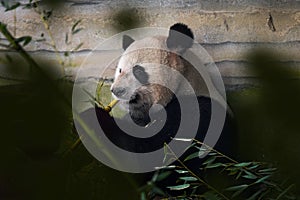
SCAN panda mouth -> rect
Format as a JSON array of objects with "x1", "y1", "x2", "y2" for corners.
[
  {"x1": 114, "y1": 99, "x2": 130, "y2": 111},
  {"x1": 114, "y1": 96, "x2": 130, "y2": 102},
  {"x1": 112, "y1": 93, "x2": 143, "y2": 111},
  {"x1": 111, "y1": 93, "x2": 130, "y2": 108},
  {"x1": 112, "y1": 91, "x2": 139, "y2": 102},
  {"x1": 112, "y1": 92, "x2": 129, "y2": 101}
]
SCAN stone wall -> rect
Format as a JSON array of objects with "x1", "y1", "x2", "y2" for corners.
[{"x1": 0, "y1": 0, "x2": 300, "y2": 89}]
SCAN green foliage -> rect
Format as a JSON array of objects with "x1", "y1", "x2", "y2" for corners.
[
  {"x1": 71, "y1": 20, "x2": 83, "y2": 35},
  {"x1": 152, "y1": 171, "x2": 172, "y2": 182},
  {"x1": 141, "y1": 142, "x2": 297, "y2": 199},
  {"x1": 167, "y1": 184, "x2": 191, "y2": 191}
]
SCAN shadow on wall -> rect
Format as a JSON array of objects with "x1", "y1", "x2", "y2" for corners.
[{"x1": 111, "y1": 7, "x2": 144, "y2": 32}]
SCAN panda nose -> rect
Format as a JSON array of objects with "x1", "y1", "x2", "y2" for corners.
[{"x1": 111, "y1": 87, "x2": 126, "y2": 97}]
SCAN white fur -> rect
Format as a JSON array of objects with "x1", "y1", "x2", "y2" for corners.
[{"x1": 111, "y1": 35, "x2": 228, "y2": 112}]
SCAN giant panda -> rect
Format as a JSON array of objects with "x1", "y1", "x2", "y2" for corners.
[{"x1": 79, "y1": 23, "x2": 235, "y2": 197}]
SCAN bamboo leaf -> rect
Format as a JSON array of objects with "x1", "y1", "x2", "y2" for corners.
[
  {"x1": 184, "y1": 151, "x2": 200, "y2": 162},
  {"x1": 64, "y1": 52, "x2": 69, "y2": 57},
  {"x1": 225, "y1": 184, "x2": 248, "y2": 191},
  {"x1": 36, "y1": 38, "x2": 46, "y2": 42},
  {"x1": 140, "y1": 192, "x2": 146, "y2": 200},
  {"x1": 82, "y1": 88, "x2": 103, "y2": 108},
  {"x1": 232, "y1": 186, "x2": 247, "y2": 198},
  {"x1": 0, "y1": 0, "x2": 8, "y2": 7},
  {"x1": 22, "y1": 36, "x2": 32, "y2": 46},
  {"x1": 154, "y1": 165, "x2": 176, "y2": 170},
  {"x1": 203, "y1": 156, "x2": 216, "y2": 165},
  {"x1": 16, "y1": 36, "x2": 32, "y2": 47},
  {"x1": 276, "y1": 184, "x2": 294, "y2": 200},
  {"x1": 42, "y1": 10, "x2": 52, "y2": 21},
  {"x1": 203, "y1": 191, "x2": 222, "y2": 200},
  {"x1": 248, "y1": 164, "x2": 260, "y2": 170},
  {"x1": 234, "y1": 162, "x2": 252, "y2": 167},
  {"x1": 73, "y1": 42, "x2": 83, "y2": 51},
  {"x1": 242, "y1": 171, "x2": 257, "y2": 179},
  {"x1": 152, "y1": 186, "x2": 165, "y2": 196},
  {"x1": 258, "y1": 168, "x2": 277, "y2": 174},
  {"x1": 236, "y1": 170, "x2": 243, "y2": 180},
  {"x1": 259, "y1": 168, "x2": 277, "y2": 172},
  {"x1": 254, "y1": 175, "x2": 271, "y2": 184},
  {"x1": 196, "y1": 146, "x2": 211, "y2": 157},
  {"x1": 228, "y1": 170, "x2": 238, "y2": 176},
  {"x1": 183, "y1": 142, "x2": 196, "y2": 152},
  {"x1": 72, "y1": 20, "x2": 82, "y2": 32},
  {"x1": 225, "y1": 167, "x2": 236, "y2": 171},
  {"x1": 2, "y1": 2, "x2": 21, "y2": 11},
  {"x1": 175, "y1": 170, "x2": 189, "y2": 174},
  {"x1": 206, "y1": 163, "x2": 224, "y2": 169},
  {"x1": 23, "y1": 1, "x2": 39, "y2": 9},
  {"x1": 155, "y1": 171, "x2": 172, "y2": 182},
  {"x1": 179, "y1": 176, "x2": 198, "y2": 181},
  {"x1": 173, "y1": 138, "x2": 193, "y2": 142},
  {"x1": 259, "y1": 190, "x2": 271, "y2": 199},
  {"x1": 72, "y1": 28, "x2": 83, "y2": 35},
  {"x1": 246, "y1": 189, "x2": 263, "y2": 200},
  {"x1": 167, "y1": 183, "x2": 190, "y2": 191},
  {"x1": 208, "y1": 152, "x2": 217, "y2": 156},
  {"x1": 163, "y1": 143, "x2": 168, "y2": 155},
  {"x1": 65, "y1": 32, "x2": 69, "y2": 44}
]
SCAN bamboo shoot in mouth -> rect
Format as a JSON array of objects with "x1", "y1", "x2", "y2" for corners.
[{"x1": 104, "y1": 99, "x2": 119, "y2": 112}]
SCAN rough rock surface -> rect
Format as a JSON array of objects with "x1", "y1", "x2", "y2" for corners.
[{"x1": 0, "y1": 0, "x2": 299, "y2": 90}]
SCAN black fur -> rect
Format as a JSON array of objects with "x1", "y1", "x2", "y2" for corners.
[
  {"x1": 132, "y1": 65, "x2": 149, "y2": 85},
  {"x1": 79, "y1": 95, "x2": 236, "y2": 195},
  {"x1": 86, "y1": 95, "x2": 235, "y2": 155},
  {"x1": 122, "y1": 35, "x2": 135, "y2": 50},
  {"x1": 166, "y1": 23, "x2": 194, "y2": 52},
  {"x1": 169, "y1": 23, "x2": 194, "y2": 40}
]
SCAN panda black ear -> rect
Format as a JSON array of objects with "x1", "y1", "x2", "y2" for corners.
[
  {"x1": 166, "y1": 23, "x2": 194, "y2": 53},
  {"x1": 122, "y1": 35, "x2": 135, "y2": 50}
]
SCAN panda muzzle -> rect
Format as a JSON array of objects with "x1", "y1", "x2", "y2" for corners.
[{"x1": 111, "y1": 87, "x2": 126, "y2": 97}]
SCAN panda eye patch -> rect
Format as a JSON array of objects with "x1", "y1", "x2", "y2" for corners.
[{"x1": 133, "y1": 65, "x2": 149, "y2": 84}]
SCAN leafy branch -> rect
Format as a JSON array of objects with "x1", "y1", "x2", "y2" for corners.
[
  {"x1": 1, "y1": 0, "x2": 84, "y2": 68},
  {"x1": 0, "y1": 22, "x2": 38, "y2": 71},
  {"x1": 164, "y1": 142, "x2": 230, "y2": 200},
  {"x1": 141, "y1": 139, "x2": 296, "y2": 200}
]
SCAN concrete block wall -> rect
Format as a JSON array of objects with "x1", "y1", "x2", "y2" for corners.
[{"x1": 0, "y1": 0, "x2": 300, "y2": 89}]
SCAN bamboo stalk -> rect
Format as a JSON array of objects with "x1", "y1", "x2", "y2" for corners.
[{"x1": 103, "y1": 99, "x2": 119, "y2": 112}]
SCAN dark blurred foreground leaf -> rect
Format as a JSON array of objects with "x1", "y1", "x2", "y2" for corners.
[
  {"x1": 1, "y1": 1, "x2": 21, "y2": 11},
  {"x1": 112, "y1": 8, "x2": 143, "y2": 31}
]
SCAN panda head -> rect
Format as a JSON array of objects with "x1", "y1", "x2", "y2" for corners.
[{"x1": 110, "y1": 23, "x2": 194, "y2": 112}]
